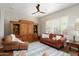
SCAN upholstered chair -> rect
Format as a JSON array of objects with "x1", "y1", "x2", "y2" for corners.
[{"x1": 2, "y1": 34, "x2": 28, "y2": 51}]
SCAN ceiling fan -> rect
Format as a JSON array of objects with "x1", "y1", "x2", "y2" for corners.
[{"x1": 32, "y1": 4, "x2": 45, "y2": 14}]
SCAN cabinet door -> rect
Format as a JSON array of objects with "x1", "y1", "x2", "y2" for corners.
[
  {"x1": 10, "y1": 23, "x2": 13, "y2": 34},
  {"x1": 20, "y1": 24, "x2": 28, "y2": 35},
  {"x1": 28, "y1": 23, "x2": 34, "y2": 34}
]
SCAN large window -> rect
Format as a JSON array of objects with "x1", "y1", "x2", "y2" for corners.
[
  {"x1": 45, "y1": 16, "x2": 68, "y2": 34},
  {"x1": 74, "y1": 18, "x2": 79, "y2": 41}
]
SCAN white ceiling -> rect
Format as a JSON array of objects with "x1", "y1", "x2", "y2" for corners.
[{"x1": 0, "y1": 3, "x2": 77, "y2": 18}]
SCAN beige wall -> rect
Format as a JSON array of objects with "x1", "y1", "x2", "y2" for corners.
[
  {"x1": 0, "y1": 9, "x2": 4, "y2": 39},
  {"x1": 0, "y1": 9, "x2": 4, "y2": 47}
]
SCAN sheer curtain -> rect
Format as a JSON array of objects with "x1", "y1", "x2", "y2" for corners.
[{"x1": 45, "y1": 16, "x2": 68, "y2": 34}]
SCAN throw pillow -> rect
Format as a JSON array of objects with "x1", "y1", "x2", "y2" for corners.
[
  {"x1": 52, "y1": 37, "x2": 56, "y2": 40},
  {"x1": 42, "y1": 34, "x2": 49, "y2": 38},
  {"x1": 56, "y1": 35, "x2": 61, "y2": 40}
]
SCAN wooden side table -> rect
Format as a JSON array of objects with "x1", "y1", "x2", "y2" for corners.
[{"x1": 66, "y1": 40, "x2": 79, "y2": 56}]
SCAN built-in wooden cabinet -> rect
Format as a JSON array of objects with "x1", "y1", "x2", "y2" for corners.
[{"x1": 10, "y1": 20, "x2": 38, "y2": 42}]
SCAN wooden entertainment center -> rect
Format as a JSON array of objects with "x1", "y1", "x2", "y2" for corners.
[{"x1": 10, "y1": 20, "x2": 38, "y2": 42}]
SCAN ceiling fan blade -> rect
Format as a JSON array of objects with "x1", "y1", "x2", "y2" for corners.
[
  {"x1": 32, "y1": 11, "x2": 38, "y2": 14},
  {"x1": 40, "y1": 11, "x2": 45, "y2": 14}
]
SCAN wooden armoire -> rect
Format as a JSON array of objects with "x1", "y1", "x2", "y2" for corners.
[{"x1": 10, "y1": 20, "x2": 38, "y2": 42}]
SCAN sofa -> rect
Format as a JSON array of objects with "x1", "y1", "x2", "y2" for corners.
[
  {"x1": 2, "y1": 34, "x2": 28, "y2": 51},
  {"x1": 40, "y1": 34, "x2": 65, "y2": 49}
]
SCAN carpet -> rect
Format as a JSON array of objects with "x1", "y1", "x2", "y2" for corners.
[{"x1": 13, "y1": 41, "x2": 70, "y2": 56}]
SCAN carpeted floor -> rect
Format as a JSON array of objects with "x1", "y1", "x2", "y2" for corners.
[{"x1": 13, "y1": 41, "x2": 70, "y2": 56}]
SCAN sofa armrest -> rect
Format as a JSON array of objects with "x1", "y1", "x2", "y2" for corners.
[
  {"x1": 2, "y1": 41, "x2": 19, "y2": 45},
  {"x1": 60, "y1": 37, "x2": 65, "y2": 43}
]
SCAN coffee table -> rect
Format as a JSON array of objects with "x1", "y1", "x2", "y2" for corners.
[{"x1": 66, "y1": 40, "x2": 79, "y2": 56}]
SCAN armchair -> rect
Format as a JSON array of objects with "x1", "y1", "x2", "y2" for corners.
[{"x1": 2, "y1": 34, "x2": 28, "y2": 51}]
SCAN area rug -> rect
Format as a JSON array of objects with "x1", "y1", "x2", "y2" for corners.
[{"x1": 13, "y1": 41, "x2": 70, "y2": 56}]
